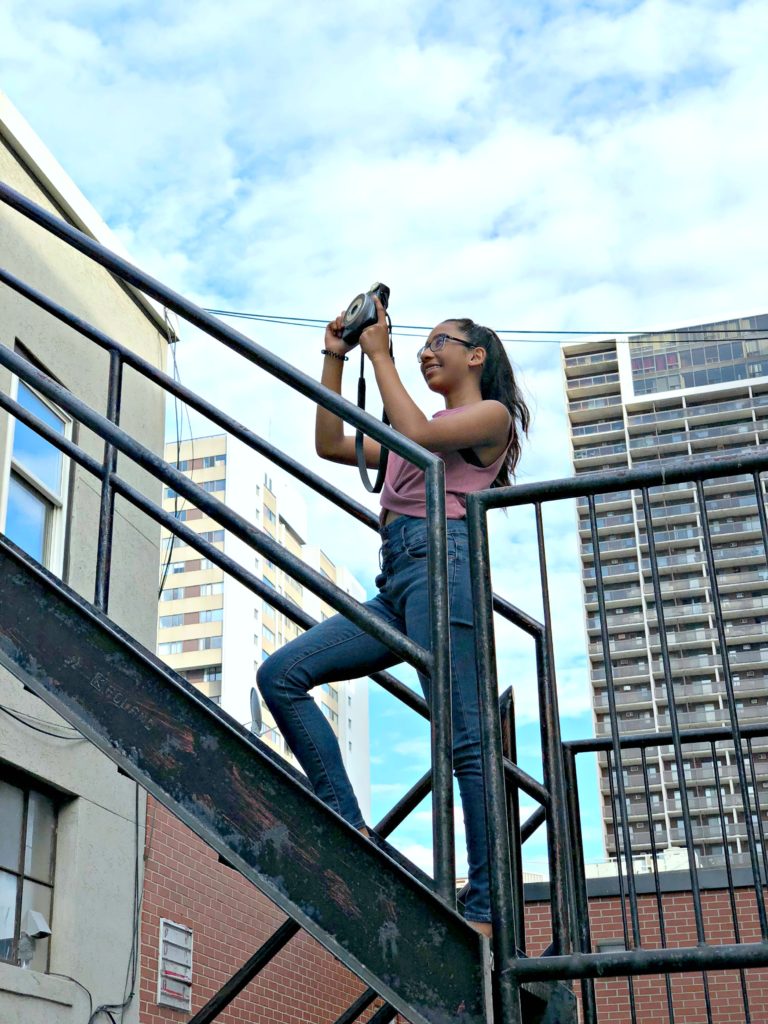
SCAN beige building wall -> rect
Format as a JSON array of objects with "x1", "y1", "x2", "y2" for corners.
[
  {"x1": 0, "y1": 96, "x2": 167, "y2": 1023},
  {"x1": 157, "y1": 434, "x2": 368, "y2": 804}
]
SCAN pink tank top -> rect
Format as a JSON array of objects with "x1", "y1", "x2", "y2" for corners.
[{"x1": 380, "y1": 407, "x2": 511, "y2": 520}]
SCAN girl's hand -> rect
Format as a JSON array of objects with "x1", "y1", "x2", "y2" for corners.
[
  {"x1": 359, "y1": 297, "x2": 390, "y2": 361},
  {"x1": 324, "y1": 311, "x2": 349, "y2": 356}
]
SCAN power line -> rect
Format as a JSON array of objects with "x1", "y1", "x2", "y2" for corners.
[{"x1": 203, "y1": 307, "x2": 767, "y2": 343}]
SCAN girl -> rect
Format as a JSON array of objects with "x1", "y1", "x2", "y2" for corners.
[{"x1": 257, "y1": 297, "x2": 530, "y2": 935}]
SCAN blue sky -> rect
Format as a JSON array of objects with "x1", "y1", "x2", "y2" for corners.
[{"x1": 2, "y1": 0, "x2": 767, "y2": 877}]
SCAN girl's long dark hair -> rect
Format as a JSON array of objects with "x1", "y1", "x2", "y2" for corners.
[{"x1": 449, "y1": 319, "x2": 531, "y2": 488}]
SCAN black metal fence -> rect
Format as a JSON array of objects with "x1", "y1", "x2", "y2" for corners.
[
  {"x1": 4, "y1": 180, "x2": 768, "y2": 1023},
  {"x1": 468, "y1": 453, "x2": 768, "y2": 1021},
  {"x1": 0, "y1": 183, "x2": 564, "y2": 1024}
]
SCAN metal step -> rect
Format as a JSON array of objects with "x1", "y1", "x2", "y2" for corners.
[{"x1": 0, "y1": 535, "x2": 491, "y2": 1024}]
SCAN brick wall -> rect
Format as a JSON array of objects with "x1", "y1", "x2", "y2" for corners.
[
  {"x1": 524, "y1": 886, "x2": 768, "y2": 1023},
  {"x1": 139, "y1": 798, "x2": 390, "y2": 1024},
  {"x1": 139, "y1": 800, "x2": 768, "y2": 1024}
]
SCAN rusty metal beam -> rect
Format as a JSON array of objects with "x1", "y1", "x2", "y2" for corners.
[{"x1": 0, "y1": 536, "x2": 490, "y2": 1024}]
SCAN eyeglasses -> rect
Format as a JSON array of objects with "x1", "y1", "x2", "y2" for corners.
[{"x1": 416, "y1": 333, "x2": 475, "y2": 363}]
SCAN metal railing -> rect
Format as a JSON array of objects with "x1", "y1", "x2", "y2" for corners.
[
  {"x1": 466, "y1": 448, "x2": 768, "y2": 1022},
  {"x1": 6, "y1": 180, "x2": 768, "y2": 1022},
  {"x1": 0, "y1": 183, "x2": 566, "y2": 1024}
]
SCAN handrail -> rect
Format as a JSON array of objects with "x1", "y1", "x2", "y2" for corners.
[
  {"x1": 0, "y1": 265, "x2": 381, "y2": 531},
  {"x1": 479, "y1": 447, "x2": 768, "y2": 509},
  {"x1": 0, "y1": 182, "x2": 433, "y2": 467},
  {"x1": 0, "y1": 344, "x2": 430, "y2": 673},
  {"x1": 0, "y1": 180, "x2": 457, "y2": 904}
]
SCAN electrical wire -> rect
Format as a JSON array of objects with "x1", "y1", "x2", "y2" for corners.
[
  {"x1": 158, "y1": 309, "x2": 197, "y2": 598},
  {"x1": 0, "y1": 704, "x2": 84, "y2": 740},
  {"x1": 203, "y1": 307, "x2": 768, "y2": 343},
  {"x1": 89, "y1": 783, "x2": 142, "y2": 1024}
]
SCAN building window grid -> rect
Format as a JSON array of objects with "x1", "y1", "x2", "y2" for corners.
[{"x1": 569, "y1": 328, "x2": 768, "y2": 865}]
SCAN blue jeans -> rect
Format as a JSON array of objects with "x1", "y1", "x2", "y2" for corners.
[{"x1": 256, "y1": 515, "x2": 491, "y2": 923}]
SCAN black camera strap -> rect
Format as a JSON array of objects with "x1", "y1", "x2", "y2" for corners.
[{"x1": 354, "y1": 322, "x2": 393, "y2": 493}]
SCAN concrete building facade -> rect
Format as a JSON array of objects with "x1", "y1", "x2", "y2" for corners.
[
  {"x1": 563, "y1": 314, "x2": 768, "y2": 869},
  {"x1": 158, "y1": 433, "x2": 371, "y2": 820},
  {"x1": 0, "y1": 94, "x2": 167, "y2": 1023}
]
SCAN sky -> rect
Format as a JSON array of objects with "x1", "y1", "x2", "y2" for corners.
[{"x1": 2, "y1": 0, "x2": 767, "y2": 880}]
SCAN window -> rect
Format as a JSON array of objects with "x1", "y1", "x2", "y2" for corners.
[
  {"x1": 200, "y1": 479, "x2": 225, "y2": 493},
  {"x1": 199, "y1": 636, "x2": 222, "y2": 650},
  {"x1": 161, "y1": 587, "x2": 185, "y2": 601},
  {"x1": 199, "y1": 608, "x2": 223, "y2": 623},
  {"x1": 265, "y1": 507, "x2": 277, "y2": 525},
  {"x1": 159, "y1": 642, "x2": 183, "y2": 655},
  {"x1": 0, "y1": 773, "x2": 57, "y2": 971},
  {"x1": 200, "y1": 583, "x2": 223, "y2": 596},
  {"x1": 202, "y1": 668, "x2": 221, "y2": 682},
  {"x1": 262, "y1": 625, "x2": 275, "y2": 644},
  {"x1": 3, "y1": 380, "x2": 71, "y2": 571},
  {"x1": 159, "y1": 614, "x2": 184, "y2": 629}
]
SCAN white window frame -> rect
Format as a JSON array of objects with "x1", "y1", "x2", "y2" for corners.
[{"x1": 0, "y1": 374, "x2": 73, "y2": 576}]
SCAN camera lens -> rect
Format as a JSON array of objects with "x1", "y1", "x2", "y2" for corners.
[{"x1": 344, "y1": 295, "x2": 365, "y2": 324}]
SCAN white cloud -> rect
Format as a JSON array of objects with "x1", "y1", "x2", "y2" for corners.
[{"x1": 3, "y1": 0, "x2": 766, "y2": 870}]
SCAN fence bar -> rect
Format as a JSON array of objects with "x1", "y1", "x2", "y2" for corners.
[
  {"x1": 533, "y1": 503, "x2": 573, "y2": 955},
  {"x1": 506, "y1": 941, "x2": 768, "y2": 981},
  {"x1": 520, "y1": 806, "x2": 546, "y2": 844},
  {"x1": 424, "y1": 461, "x2": 455, "y2": 905},
  {"x1": 639, "y1": 747, "x2": 676, "y2": 1024},
  {"x1": 605, "y1": 750, "x2": 639, "y2": 1024},
  {"x1": 640, "y1": 487, "x2": 707, "y2": 940},
  {"x1": 0, "y1": 265, "x2": 380, "y2": 533},
  {"x1": 696, "y1": 479, "x2": 768, "y2": 938},
  {"x1": 93, "y1": 349, "x2": 123, "y2": 612},
  {"x1": 331, "y1": 988, "x2": 379, "y2": 1024},
  {"x1": 562, "y1": 746, "x2": 597, "y2": 1024},
  {"x1": 500, "y1": 687, "x2": 525, "y2": 953},
  {"x1": 746, "y1": 737, "x2": 768, "y2": 882},
  {"x1": 367, "y1": 1004, "x2": 398, "y2": 1024},
  {"x1": 477, "y1": 447, "x2": 768, "y2": 510},
  {"x1": 187, "y1": 919, "x2": 300, "y2": 1024},
  {"x1": 565, "y1": 722, "x2": 768, "y2": 754},
  {"x1": 587, "y1": 495, "x2": 641, "y2": 948},
  {"x1": 712, "y1": 742, "x2": 752, "y2": 1023},
  {"x1": 466, "y1": 492, "x2": 521, "y2": 1024}
]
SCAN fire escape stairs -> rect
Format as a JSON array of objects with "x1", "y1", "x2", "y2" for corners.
[{"x1": 0, "y1": 532, "x2": 575, "y2": 1024}]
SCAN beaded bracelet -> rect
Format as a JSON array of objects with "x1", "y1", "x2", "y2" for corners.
[{"x1": 321, "y1": 349, "x2": 348, "y2": 362}]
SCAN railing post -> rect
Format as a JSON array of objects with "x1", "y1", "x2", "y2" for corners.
[
  {"x1": 467, "y1": 493, "x2": 521, "y2": 1024},
  {"x1": 500, "y1": 687, "x2": 525, "y2": 954},
  {"x1": 534, "y1": 504, "x2": 574, "y2": 954},
  {"x1": 563, "y1": 744, "x2": 598, "y2": 1024},
  {"x1": 425, "y1": 460, "x2": 455, "y2": 906},
  {"x1": 94, "y1": 349, "x2": 122, "y2": 612}
]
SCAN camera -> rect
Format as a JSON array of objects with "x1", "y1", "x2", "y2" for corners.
[{"x1": 341, "y1": 282, "x2": 390, "y2": 347}]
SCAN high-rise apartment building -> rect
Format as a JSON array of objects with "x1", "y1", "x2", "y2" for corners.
[
  {"x1": 564, "y1": 313, "x2": 768, "y2": 868},
  {"x1": 157, "y1": 434, "x2": 370, "y2": 820}
]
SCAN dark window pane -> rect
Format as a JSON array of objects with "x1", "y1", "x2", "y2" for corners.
[
  {"x1": 0, "y1": 782, "x2": 24, "y2": 871},
  {"x1": 24, "y1": 792, "x2": 55, "y2": 884},
  {"x1": 12, "y1": 383, "x2": 65, "y2": 494},
  {"x1": 20, "y1": 880, "x2": 51, "y2": 971},
  {"x1": 0, "y1": 870, "x2": 18, "y2": 963},
  {"x1": 5, "y1": 473, "x2": 48, "y2": 562}
]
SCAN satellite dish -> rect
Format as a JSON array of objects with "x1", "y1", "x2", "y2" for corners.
[{"x1": 250, "y1": 687, "x2": 263, "y2": 735}]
